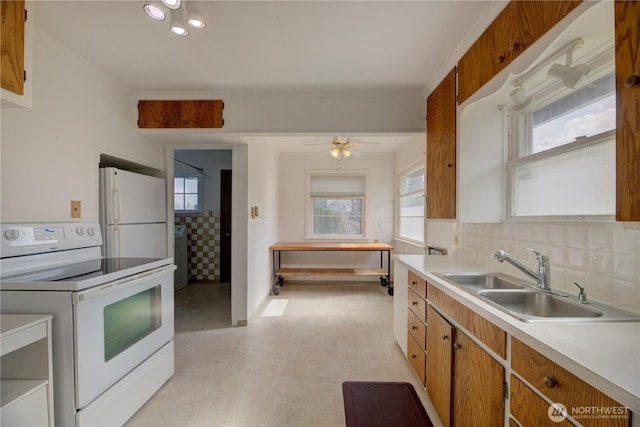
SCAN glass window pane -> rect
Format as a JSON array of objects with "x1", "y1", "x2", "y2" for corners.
[
  {"x1": 184, "y1": 194, "x2": 198, "y2": 210},
  {"x1": 400, "y1": 194, "x2": 424, "y2": 216},
  {"x1": 313, "y1": 199, "x2": 362, "y2": 216},
  {"x1": 513, "y1": 140, "x2": 615, "y2": 216},
  {"x1": 185, "y1": 178, "x2": 198, "y2": 193},
  {"x1": 401, "y1": 168, "x2": 424, "y2": 195},
  {"x1": 174, "y1": 194, "x2": 184, "y2": 210},
  {"x1": 399, "y1": 217, "x2": 424, "y2": 242},
  {"x1": 174, "y1": 178, "x2": 184, "y2": 193}
]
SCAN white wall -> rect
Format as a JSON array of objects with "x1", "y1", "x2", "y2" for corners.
[
  {"x1": 246, "y1": 142, "x2": 280, "y2": 318},
  {"x1": 1, "y1": 31, "x2": 164, "y2": 223},
  {"x1": 278, "y1": 151, "x2": 395, "y2": 271}
]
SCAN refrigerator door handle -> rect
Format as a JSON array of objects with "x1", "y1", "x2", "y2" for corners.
[
  {"x1": 114, "y1": 225, "x2": 121, "y2": 257},
  {"x1": 112, "y1": 188, "x2": 121, "y2": 223}
]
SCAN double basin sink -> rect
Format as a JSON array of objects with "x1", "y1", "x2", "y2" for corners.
[{"x1": 433, "y1": 272, "x2": 640, "y2": 323}]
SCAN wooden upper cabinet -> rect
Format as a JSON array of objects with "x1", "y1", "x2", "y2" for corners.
[
  {"x1": 426, "y1": 68, "x2": 456, "y2": 219},
  {"x1": 138, "y1": 100, "x2": 224, "y2": 129},
  {"x1": 457, "y1": 0, "x2": 582, "y2": 104},
  {"x1": 615, "y1": 0, "x2": 640, "y2": 221},
  {"x1": 1, "y1": 0, "x2": 25, "y2": 96}
]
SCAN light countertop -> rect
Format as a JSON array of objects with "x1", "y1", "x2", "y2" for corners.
[{"x1": 394, "y1": 254, "x2": 640, "y2": 414}]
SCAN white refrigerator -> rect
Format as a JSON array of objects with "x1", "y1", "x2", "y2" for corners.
[{"x1": 99, "y1": 167, "x2": 167, "y2": 258}]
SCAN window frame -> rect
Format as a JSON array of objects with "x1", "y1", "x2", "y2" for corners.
[
  {"x1": 396, "y1": 162, "x2": 425, "y2": 245},
  {"x1": 305, "y1": 171, "x2": 368, "y2": 240},
  {"x1": 507, "y1": 66, "x2": 616, "y2": 221},
  {"x1": 174, "y1": 176, "x2": 203, "y2": 214}
]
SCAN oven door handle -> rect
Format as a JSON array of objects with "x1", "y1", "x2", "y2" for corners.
[{"x1": 73, "y1": 264, "x2": 176, "y2": 304}]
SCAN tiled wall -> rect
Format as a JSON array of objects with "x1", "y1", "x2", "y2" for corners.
[
  {"x1": 175, "y1": 210, "x2": 221, "y2": 282},
  {"x1": 452, "y1": 222, "x2": 640, "y2": 313}
]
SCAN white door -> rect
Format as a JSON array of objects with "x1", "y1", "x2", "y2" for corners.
[
  {"x1": 104, "y1": 224, "x2": 167, "y2": 258},
  {"x1": 102, "y1": 168, "x2": 166, "y2": 224}
]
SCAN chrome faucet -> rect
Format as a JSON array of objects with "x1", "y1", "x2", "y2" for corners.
[{"x1": 493, "y1": 248, "x2": 551, "y2": 291}]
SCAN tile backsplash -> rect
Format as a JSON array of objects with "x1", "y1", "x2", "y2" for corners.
[{"x1": 451, "y1": 222, "x2": 640, "y2": 313}]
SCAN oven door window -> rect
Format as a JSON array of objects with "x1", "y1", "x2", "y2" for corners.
[{"x1": 103, "y1": 285, "x2": 162, "y2": 361}]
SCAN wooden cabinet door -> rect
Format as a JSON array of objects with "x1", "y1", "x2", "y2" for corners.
[
  {"x1": 452, "y1": 330, "x2": 505, "y2": 427},
  {"x1": 426, "y1": 68, "x2": 456, "y2": 219},
  {"x1": 426, "y1": 308, "x2": 454, "y2": 426},
  {"x1": 615, "y1": 0, "x2": 640, "y2": 221},
  {"x1": 1, "y1": 0, "x2": 25, "y2": 95},
  {"x1": 138, "y1": 100, "x2": 224, "y2": 128}
]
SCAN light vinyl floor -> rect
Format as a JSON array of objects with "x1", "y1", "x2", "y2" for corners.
[{"x1": 125, "y1": 281, "x2": 439, "y2": 427}]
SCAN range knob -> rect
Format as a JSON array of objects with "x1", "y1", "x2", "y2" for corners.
[
  {"x1": 87, "y1": 227, "x2": 95, "y2": 237},
  {"x1": 4, "y1": 229, "x2": 19, "y2": 241},
  {"x1": 76, "y1": 226, "x2": 85, "y2": 236}
]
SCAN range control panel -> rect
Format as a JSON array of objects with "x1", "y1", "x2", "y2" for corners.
[{"x1": 0, "y1": 222, "x2": 102, "y2": 258}]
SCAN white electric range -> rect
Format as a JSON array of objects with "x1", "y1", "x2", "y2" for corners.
[{"x1": 0, "y1": 222, "x2": 176, "y2": 427}]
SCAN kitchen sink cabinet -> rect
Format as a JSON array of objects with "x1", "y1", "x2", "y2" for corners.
[
  {"x1": 511, "y1": 337, "x2": 631, "y2": 427},
  {"x1": 457, "y1": 0, "x2": 581, "y2": 104},
  {"x1": 137, "y1": 100, "x2": 224, "y2": 128},
  {"x1": 510, "y1": 375, "x2": 574, "y2": 427},
  {"x1": 426, "y1": 305, "x2": 505, "y2": 427},
  {"x1": 426, "y1": 67, "x2": 456, "y2": 219},
  {"x1": 615, "y1": 0, "x2": 640, "y2": 221},
  {"x1": 1, "y1": 0, "x2": 33, "y2": 108}
]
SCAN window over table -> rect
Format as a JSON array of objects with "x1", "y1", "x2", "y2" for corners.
[
  {"x1": 308, "y1": 173, "x2": 366, "y2": 239},
  {"x1": 174, "y1": 177, "x2": 200, "y2": 213},
  {"x1": 398, "y1": 164, "x2": 424, "y2": 244},
  {"x1": 509, "y1": 67, "x2": 616, "y2": 219}
]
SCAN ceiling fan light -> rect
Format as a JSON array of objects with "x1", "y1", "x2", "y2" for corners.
[
  {"x1": 342, "y1": 150, "x2": 352, "y2": 158},
  {"x1": 161, "y1": 0, "x2": 181, "y2": 10},
  {"x1": 143, "y1": 2, "x2": 166, "y2": 21},
  {"x1": 187, "y1": 16, "x2": 206, "y2": 29},
  {"x1": 330, "y1": 148, "x2": 341, "y2": 159}
]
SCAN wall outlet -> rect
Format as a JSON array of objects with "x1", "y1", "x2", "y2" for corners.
[{"x1": 71, "y1": 200, "x2": 81, "y2": 218}]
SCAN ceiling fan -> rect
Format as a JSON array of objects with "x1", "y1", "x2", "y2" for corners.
[{"x1": 305, "y1": 136, "x2": 379, "y2": 159}]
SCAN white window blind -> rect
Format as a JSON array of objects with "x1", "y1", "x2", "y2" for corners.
[{"x1": 310, "y1": 174, "x2": 365, "y2": 197}]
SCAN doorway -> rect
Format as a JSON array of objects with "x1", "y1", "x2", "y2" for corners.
[{"x1": 173, "y1": 149, "x2": 233, "y2": 328}]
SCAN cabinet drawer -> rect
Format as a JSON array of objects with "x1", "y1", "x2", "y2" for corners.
[
  {"x1": 427, "y1": 283, "x2": 506, "y2": 358},
  {"x1": 511, "y1": 375, "x2": 574, "y2": 427},
  {"x1": 408, "y1": 288, "x2": 426, "y2": 323},
  {"x1": 407, "y1": 309, "x2": 426, "y2": 350},
  {"x1": 511, "y1": 338, "x2": 630, "y2": 427},
  {"x1": 407, "y1": 334, "x2": 426, "y2": 386},
  {"x1": 407, "y1": 270, "x2": 427, "y2": 298}
]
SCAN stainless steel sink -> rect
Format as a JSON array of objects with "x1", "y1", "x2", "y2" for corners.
[
  {"x1": 477, "y1": 289, "x2": 601, "y2": 321},
  {"x1": 434, "y1": 272, "x2": 527, "y2": 291},
  {"x1": 434, "y1": 272, "x2": 640, "y2": 323}
]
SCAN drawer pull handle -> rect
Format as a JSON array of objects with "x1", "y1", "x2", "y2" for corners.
[
  {"x1": 453, "y1": 343, "x2": 462, "y2": 351},
  {"x1": 412, "y1": 280, "x2": 417, "y2": 286},
  {"x1": 411, "y1": 354, "x2": 417, "y2": 359},
  {"x1": 543, "y1": 376, "x2": 558, "y2": 389},
  {"x1": 412, "y1": 301, "x2": 418, "y2": 306},
  {"x1": 442, "y1": 335, "x2": 449, "y2": 341},
  {"x1": 412, "y1": 326, "x2": 418, "y2": 331}
]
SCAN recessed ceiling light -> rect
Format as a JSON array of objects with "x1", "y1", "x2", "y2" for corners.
[
  {"x1": 161, "y1": 0, "x2": 181, "y2": 10},
  {"x1": 143, "y1": 2, "x2": 166, "y2": 21}
]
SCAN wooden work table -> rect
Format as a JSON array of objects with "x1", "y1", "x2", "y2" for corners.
[{"x1": 269, "y1": 242, "x2": 393, "y2": 295}]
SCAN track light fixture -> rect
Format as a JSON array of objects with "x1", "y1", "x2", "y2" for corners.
[
  {"x1": 547, "y1": 62, "x2": 591, "y2": 89},
  {"x1": 509, "y1": 86, "x2": 533, "y2": 111},
  {"x1": 143, "y1": 0, "x2": 206, "y2": 36}
]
